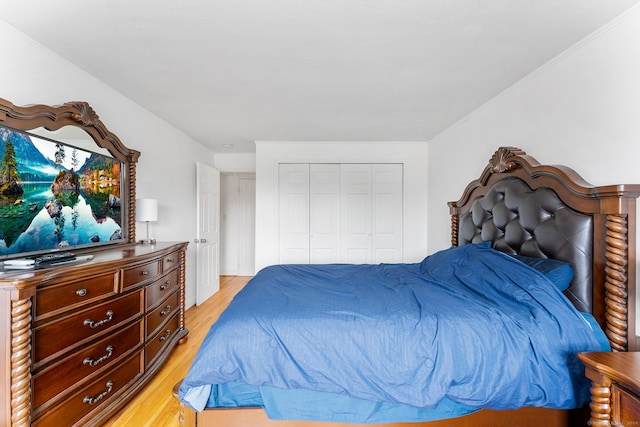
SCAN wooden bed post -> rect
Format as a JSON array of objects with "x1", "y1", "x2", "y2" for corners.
[
  {"x1": 599, "y1": 187, "x2": 639, "y2": 351},
  {"x1": 604, "y1": 213, "x2": 630, "y2": 351},
  {"x1": 450, "y1": 214, "x2": 459, "y2": 247}
]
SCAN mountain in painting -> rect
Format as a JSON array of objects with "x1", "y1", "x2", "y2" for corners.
[{"x1": 0, "y1": 128, "x2": 58, "y2": 181}]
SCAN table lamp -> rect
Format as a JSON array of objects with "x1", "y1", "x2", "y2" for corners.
[{"x1": 136, "y1": 198, "x2": 158, "y2": 244}]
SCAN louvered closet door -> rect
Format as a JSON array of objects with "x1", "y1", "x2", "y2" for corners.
[
  {"x1": 309, "y1": 164, "x2": 341, "y2": 263},
  {"x1": 279, "y1": 164, "x2": 310, "y2": 264}
]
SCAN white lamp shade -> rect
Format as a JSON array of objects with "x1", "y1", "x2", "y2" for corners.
[{"x1": 136, "y1": 199, "x2": 158, "y2": 222}]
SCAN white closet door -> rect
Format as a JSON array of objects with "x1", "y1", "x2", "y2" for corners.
[
  {"x1": 372, "y1": 164, "x2": 403, "y2": 263},
  {"x1": 279, "y1": 163, "x2": 403, "y2": 266},
  {"x1": 279, "y1": 164, "x2": 310, "y2": 264},
  {"x1": 340, "y1": 164, "x2": 372, "y2": 264},
  {"x1": 309, "y1": 164, "x2": 341, "y2": 263}
]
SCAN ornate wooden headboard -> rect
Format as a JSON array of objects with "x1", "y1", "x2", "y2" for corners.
[{"x1": 448, "y1": 147, "x2": 640, "y2": 352}]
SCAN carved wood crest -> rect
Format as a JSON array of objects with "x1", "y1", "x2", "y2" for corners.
[{"x1": 489, "y1": 146, "x2": 526, "y2": 174}]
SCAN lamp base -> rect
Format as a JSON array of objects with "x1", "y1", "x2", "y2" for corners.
[{"x1": 138, "y1": 221, "x2": 156, "y2": 245}]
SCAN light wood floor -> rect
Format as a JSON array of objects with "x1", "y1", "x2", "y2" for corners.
[{"x1": 102, "y1": 275, "x2": 250, "y2": 427}]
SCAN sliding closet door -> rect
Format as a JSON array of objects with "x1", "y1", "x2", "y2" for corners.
[
  {"x1": 279, "y1": 164, "x2": 310, "y2": 264},
  {"x1": 309, "y1": 164, "x2": 341, "y2": 263},
  {"x1": 279, "y1": 163, "x2": 403, "y2": 265},
  {"x1": 371, "y1": 164, "x2": 403, "y2": 263},
  {"x1": 340, "y1": 164, "x2": 373, "y2": 264},
  {"x1": 340, "y1": 164, "x2": 403, "y2": 264}
]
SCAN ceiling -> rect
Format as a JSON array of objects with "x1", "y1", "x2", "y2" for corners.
[{"x1": 2, "y1": 1, "x2": 639, "y2": 153}]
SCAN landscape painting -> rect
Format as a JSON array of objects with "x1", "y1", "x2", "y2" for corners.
[{"x1": 0, "y1": 126, "x2": 123, "y2": 257}]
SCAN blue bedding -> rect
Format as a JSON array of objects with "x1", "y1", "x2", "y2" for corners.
[{"x1": 179, "y1": 244, "x2": 609, "y2": 423}]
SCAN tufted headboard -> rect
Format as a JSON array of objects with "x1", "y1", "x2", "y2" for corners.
[{"x1": 448, "y1": 147, "x2": 640, "y2": 352}]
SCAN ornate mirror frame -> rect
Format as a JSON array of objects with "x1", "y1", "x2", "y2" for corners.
[{"x1": 0, "y1": 97, "x2": 140, "y2": 245}]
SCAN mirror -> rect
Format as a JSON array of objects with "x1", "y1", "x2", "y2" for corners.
[
  {"x1": 0, "y1": 98, "x2": 140, "y2": 258},
  {"x1": 29, "y1": 125, "x2": 113, "y2": 157}
]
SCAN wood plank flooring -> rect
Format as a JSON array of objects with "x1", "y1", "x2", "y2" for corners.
[{"x1": 102, "y1": 275, "x2": 249, "y2": 427}]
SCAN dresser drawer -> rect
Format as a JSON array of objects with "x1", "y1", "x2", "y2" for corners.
[
  {"x1": 146, "y1": 290, "x2": 180, "y2": 339},
  {"x1": 121, "y1": 259, "x2": 161, "y2": 290},
  {"x1": 613, "y1": 384, "x2": 640, "y2": 425},
  {"x1": 145, "y1": 313, "x2": 179, "y2": 367},
  {"x1": 162, "y1": 251, "x2": 181, "y2": 272},
  {"x1": 35, "y1": 273, "x2": 118, "y2": 322},
  {"x1": 33, "y1": 320, "x2": 144, "y2": 412},
  {"x1": 32, "y1": 352, "x2": 143, "y2": 427},
  {"x1": 34, "y1": 290, "x2": 144, "y2": 366},
  {"x1": 147, "y1": 268, "x2": 180, "y2": 310}
]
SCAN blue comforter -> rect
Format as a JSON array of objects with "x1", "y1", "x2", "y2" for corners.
[{"x1": 179, "y1": 244, "x2": 608, "y2": 422}]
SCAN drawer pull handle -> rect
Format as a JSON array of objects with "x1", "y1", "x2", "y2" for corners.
[
  {"x1": 160, "y1": 281, "x2": 171, "y2": 291},
  {"x1": 83, "y1": 380, "x2": 114, "y2": 405},
  {"x1": 141, "y1": 271, "x2": 149, "y2": 276},
  {"x1": 160, "y1": 305, "x2": 171, "y2": 316},
  {"x1": 84, "y1": 310, "x2": 114, "y2": 329},
  {"x1": 159, "y1": 329, "x2": 172, "y2": 342},
  {"x1": 83, "y1": 345, "x2": 114, "y2": 367},
  {"x1": 166, "y1": 259, "x2": 174, "y2": 264},
  {"x1": 76, "y1": 288, "x2": 88, "y2": 297}
]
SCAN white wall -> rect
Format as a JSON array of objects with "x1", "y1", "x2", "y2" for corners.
[
  {"x1": 427, "y1": 6, "x2": 640, "y2": 251},
  {"x1": 255, "y1": 141, "x2": 429, "y2": 271},
  {"x1": 214, "y1": 152, "x2": 256, "y2": 173},
  {"x1": 0, "y1": 20, "x2": 217, "y2": 309},
  {"x1": 427, "y1": 6, "x2": 640, "y2": 342}
]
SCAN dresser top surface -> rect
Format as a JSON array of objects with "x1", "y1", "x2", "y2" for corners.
[
  {"x1": 580, "y1": 352, "x2": 640, "y2": 394},
  {"x1": 0, "y1": 241, "x2": 187, "y2": 293}
]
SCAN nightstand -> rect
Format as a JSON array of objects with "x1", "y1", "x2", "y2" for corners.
[{"x1": 579, "y1": 352, "x2": 640, "y2": 427}]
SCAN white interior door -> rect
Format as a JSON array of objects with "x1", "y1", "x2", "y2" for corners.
[
  {"x1": 196, "y1": 161, "x2": 220, "y2": 305},
  {"x1": 238, "y1": 176, "x2": 256, "y2": 275},
  {"x1": 219, "y1": 174, "x2": 237, "y2": 275}
]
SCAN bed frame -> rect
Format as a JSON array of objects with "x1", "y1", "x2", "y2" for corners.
[{"x1": 175, "y1": 146, "x2": 640, "y2": 427}]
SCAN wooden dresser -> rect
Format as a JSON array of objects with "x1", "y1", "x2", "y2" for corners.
[
  {"x1": 579, "y1": 351, "x2": 640, "y2": 426},
  {"x1": 0, "y1": 242, "x2": 189, "y2": 427}
]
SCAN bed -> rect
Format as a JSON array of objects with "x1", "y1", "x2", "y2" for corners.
[{"x1": 174, "y1": 147, "x2": 640, "y2": 426}]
